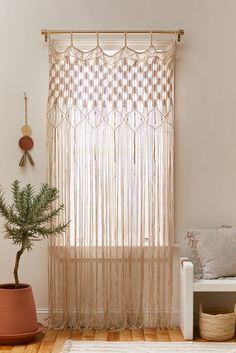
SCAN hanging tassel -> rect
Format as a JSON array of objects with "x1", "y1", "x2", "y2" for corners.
[
  {"x1": 19, "y1": 151, "x2": 35, "y2": 167},
  {"x1": 18, "y1": 92, "x2": 35, "y2": 168},
  {"x1": 26, "y1": 151, "x2": 35, "y2": 166},
  {"x1": 19, "y1": 153, "x2": 26, "y2": 167}
]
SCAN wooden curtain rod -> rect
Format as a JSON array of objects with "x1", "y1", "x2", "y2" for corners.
[{"x1": 41, "y1": 29, "x2": 184, "y2": 43}]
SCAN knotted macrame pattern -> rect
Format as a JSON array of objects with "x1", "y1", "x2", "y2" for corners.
[{"x1": 47, "y1": 41, "x2": 175, "y2": 329}]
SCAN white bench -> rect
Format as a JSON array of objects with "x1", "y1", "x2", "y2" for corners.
[{"x1": 180, "y1": 257, "x2": 236, "y2": 340}]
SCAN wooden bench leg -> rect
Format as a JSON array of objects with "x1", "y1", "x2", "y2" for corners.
[{"x1": 180, "y1": 258, "x2": 194, "y2": 340}]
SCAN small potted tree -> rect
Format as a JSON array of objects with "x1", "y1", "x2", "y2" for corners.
[{"x1": 0, "y1": 180, "x2": 68, "y2": 344}]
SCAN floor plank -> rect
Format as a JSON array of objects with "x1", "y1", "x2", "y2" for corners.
[
  {"x1": 0, "y1": 327, "x2": 229, "y2": 352},
  {"x1": 0, "y1": 346, "x2": 14, "y2": 353},
  {"x1": 50, "y1": 330, "x2": 70, "y2": 353},
  {"x1": 168, "y1": 328, "x2": 184, "y2": 342},
  {"x1": 42, "y1": 331, "x2": 58, "y2": 343},
  {"x1": 144, "y1": 329, "x2": 158, "y2": 341},
  {"x1": 24, "y1": 342, "x2": 41, "y2": 353},
  {"x1": 11, "y1": 347, "x2": 26, "y2": 353},
  {"x1": 156, "y1": 329, "x2": 170, "y2": 342},
  {"x1": 119, "y1": 329, "x2": 132, "y2": 341},
  {"x1": 131, "y1": 329, "x2": 145, "y2": 341},
  {"x1": 81, "y1": 330, "x2": 95, "y2": 341},
  {"x1": 0, "y1": 347, "x2": 14, "y2": 353},
  {"x1": 107, "y1": 331, "x2": 119, "y2": 341},
  {"x1": 69, "y1": 330, "x2": 82, "y2": 341},
  {"x1": 94, "y1": 330, "x2": 108, "y2": 341}
]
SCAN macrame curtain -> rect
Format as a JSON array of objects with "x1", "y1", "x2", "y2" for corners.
[{"x1": 47, "y1": 37, "x2": 175, "y2": 329}]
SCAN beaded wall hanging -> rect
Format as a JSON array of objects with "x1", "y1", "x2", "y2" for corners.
[{"x1": 19, "y1": 92, "x2": 34, "y2": 167}]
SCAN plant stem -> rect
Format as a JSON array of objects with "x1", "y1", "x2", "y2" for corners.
[{"x1": 14, "y1": 247, "x2": 24, "y2": 287}]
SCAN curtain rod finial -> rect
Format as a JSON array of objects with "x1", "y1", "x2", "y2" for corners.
[
  {"x1": 177, "y1": 29, "x2": 184, "y2": 42},
  {"x1": 179, "y1": 29, "x2": 184, "y2": 41}
]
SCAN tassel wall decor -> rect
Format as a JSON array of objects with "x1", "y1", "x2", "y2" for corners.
[{"x1": 19, "y1": 92, "x2": 34, "y2": 167}]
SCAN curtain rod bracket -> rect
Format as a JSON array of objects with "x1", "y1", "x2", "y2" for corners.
[{"x1": 41, "y1": 29, "x2": 48, "y2": 42}]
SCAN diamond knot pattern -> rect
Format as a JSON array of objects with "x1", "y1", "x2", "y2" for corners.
[{"x1": 47, "y1": 44, "x2": 175, "y2": 129}]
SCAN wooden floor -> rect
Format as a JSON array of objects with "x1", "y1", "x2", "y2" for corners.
[{"x1": 0, "y1": 328, "x2": 231, "y2": 353}]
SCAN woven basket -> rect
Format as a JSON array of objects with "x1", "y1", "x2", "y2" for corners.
[{"x1": 199, "y1": 303, "x2": 236, "y2": 341}]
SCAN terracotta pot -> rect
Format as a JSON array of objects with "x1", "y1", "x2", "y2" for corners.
[{"x1": 0, "y1": 283, "x2": 38, "y2": 335}]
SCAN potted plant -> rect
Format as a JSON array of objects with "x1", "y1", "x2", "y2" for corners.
[{"x1": 0, "y1": 180, "x2": 68, "y2": 344}]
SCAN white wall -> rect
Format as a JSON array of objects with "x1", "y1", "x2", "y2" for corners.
[{"x1": 0, "y1": 0, "x2": 236, "y2": 323}]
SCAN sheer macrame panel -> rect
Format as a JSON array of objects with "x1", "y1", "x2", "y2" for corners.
[{"x1": 47, "y1": 42, "x2": 175, "y2": 329}]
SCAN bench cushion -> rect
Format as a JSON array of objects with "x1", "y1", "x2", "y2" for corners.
[{"x1": 186, "y1": 227, "x2": 236, "y2": 279}]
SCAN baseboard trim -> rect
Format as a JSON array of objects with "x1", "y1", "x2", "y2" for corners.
[{"x1": 36, "y1": 309, "x2": 48, "y2": 325}]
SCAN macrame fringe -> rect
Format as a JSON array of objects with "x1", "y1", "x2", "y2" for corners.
[{"x1": 47, "y1": 41, "x2": 175, "y2": 329}]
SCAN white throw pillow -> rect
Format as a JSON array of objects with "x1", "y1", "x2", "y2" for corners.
[{"x1": 185, "y1": 226, "x2": 236, "y2": 279}]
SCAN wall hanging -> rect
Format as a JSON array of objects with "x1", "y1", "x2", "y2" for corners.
[
  {"x1": 19, "y1": 92, "x2": 34, "y2": 167},
  {"x1": 43, "y1": 29, "x2": 184, "y2": 329}
]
